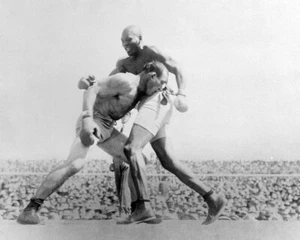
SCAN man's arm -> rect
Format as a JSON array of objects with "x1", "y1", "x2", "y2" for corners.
[
  {"x1": 80, "y1": 86, "x2": 98, "y2": 146},
  {"x1": 83, "y1": 74, "x2": 134, "y2": 113},
  {"x1": 109, "y1": 58, "x2": 133, "y2": 128},
  {"x1": 148, "y1": 46, "x2": 187, "y2": 93},
  {"x1": 148, "y1": 46, "x2": 188, "y2": 112},
  {"x1": 109, "y1": 57, "x2": 127, "y2": 76},
  {"x1": 82, "y1": 86, "x2": 97, "y2": 114},
  {"x1": 80, "y1": 75, "x2": 131, "y2": 145},
  {"x1": 78, "y1": 57, "x2": 127, "y2": 91}
]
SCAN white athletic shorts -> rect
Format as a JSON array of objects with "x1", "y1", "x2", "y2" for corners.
[{"x1": 135, "y1": 91, "x2": 174, "y2": 142}]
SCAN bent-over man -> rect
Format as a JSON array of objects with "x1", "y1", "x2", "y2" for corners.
[{"x1": 17, "y1": 61, "x2": 168, "y2": 224}]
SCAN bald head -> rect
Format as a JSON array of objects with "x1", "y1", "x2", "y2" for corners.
[
  {"x1": 122, "y1": 25, "x2": 142, "y2": 39},
  {"x1": 121, "y1": 25, "x2": 143, "y2": 56}
]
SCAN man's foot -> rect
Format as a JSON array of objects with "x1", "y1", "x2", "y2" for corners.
[
  {"x1": 117, "y1": 208, "x2": 156, "y2": 224},
  {"x1": 17, "y1": 208, "x2": 41, "y2": 225},
  {"x1": 17, "y1": 198, "x2": 44, "y2": 225},
  {"x1": 202, "y1": 194, "x2": 227, "y2": 225},
  {"x1": 143, "y1": 214, "x2": 163, "y2": 224}
]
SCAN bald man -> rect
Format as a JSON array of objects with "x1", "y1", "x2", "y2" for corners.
[
  {"x1": 109, "y1": 25, "x2": 227, "y2": 225},
  {"x1": 16, "y1": 61, "x2": 168, "y2": 225}
]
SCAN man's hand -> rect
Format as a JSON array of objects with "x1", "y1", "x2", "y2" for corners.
[
  {"x1": 79, "y1": 117, "x2": 100, "y2": 146},
  {"x1": 174, "y1": 93, "x2": 188, "y2": 113},
  {"x1": 121, "y1": 112, "x2": 131, "y2": 124},
  {"x1": 78, "y1": 75, "x2": 96, "y2": 90}
]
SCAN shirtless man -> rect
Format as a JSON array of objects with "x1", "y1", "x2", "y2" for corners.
[
  {"x1": 16, "y1": 61, "x2": 168, "y2": 224},
  {"x1": 111, "y1": 25, "x2": 227, "y2": 225}
]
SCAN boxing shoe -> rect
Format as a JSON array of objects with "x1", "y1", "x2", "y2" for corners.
[
  {"x1": 17, "y1": 198, "x2": 43, "y2": 225},
  {"x1": 202, "y1": 192, "x2": 227, "y2": 225},
  {"x1": 17, "y1": 208, "x2": 41, "y2": 225},
  {"x1": 117, "y1": 208, "x2": 156, "y2": 224},
  {"x1": 144, "y1": 214, "x2": 163, "y2": 224}
]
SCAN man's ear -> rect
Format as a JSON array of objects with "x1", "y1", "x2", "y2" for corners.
[{"x1": 149, "y1": 72, "x2": 157, "y2": 79}]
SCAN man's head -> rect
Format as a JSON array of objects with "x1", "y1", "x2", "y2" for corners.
[
  {"x1": 140, "y1": 61, "x2": 169, "y2": 96},
  {"x1": 121, "y1": 25, "x2": 143, "y2": 57}
]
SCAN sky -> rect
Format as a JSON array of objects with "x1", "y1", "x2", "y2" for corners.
[{"x1": 0, "y1": 0, "x2": 300, "y2": 161}]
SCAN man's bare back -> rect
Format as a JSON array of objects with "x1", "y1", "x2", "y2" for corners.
[{"x1": 92, "y1": 73, "x2": 141, "y2": 121}]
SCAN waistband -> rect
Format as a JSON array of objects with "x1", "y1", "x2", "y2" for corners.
[{"x1": 93, "y1": 110, "x2": 116, "y2": 129}]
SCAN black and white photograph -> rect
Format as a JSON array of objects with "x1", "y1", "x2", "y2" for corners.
[{"x1": 1, "y1": 0, "x2": 300, "y2": 239}]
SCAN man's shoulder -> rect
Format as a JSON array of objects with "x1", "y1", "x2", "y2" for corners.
[
  {"x1": 144, "y1": 45, "x2": 160, "y2": 54},
  {"x1": 142, "y1": 45, "x2": 165, "y2": 61},
  {"x1": 116, "y1": 56, "x2": 130, "y2": 67},
  {"x1": 107, "y1": 72, "x2": 137, "y2": 93},
  {"x1": 109, "y1": 72, "x2": 136, "y2": 83}
]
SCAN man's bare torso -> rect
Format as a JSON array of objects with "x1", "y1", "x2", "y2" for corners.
[
  {"x1": 93, "y1": 73, "x2": 141, "y2": 121},
  {"x1": 92, "y1": 47, "x2": 158, "y2": 121},
  {"x1": 120, "y1": 46, "x2": 158, "y2": 74}
]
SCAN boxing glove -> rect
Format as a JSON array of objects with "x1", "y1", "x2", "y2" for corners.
[
  {"x1": 174, "y1": 94, "x2": 188, "y2": 113},
  {"x1": 78, "y1": 75, "x2": 96, "y2": 90},
  {"x1": 80, "y1": 117, "x2": 99, "y2": 146}
]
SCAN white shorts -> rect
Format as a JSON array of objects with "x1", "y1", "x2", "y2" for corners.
[{"x1": 135, "y1": 91, "x2": 174, "y2": 142}]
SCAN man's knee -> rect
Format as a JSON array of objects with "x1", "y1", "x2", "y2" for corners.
[
  {"x1": 79, "y1": 132, "x2": 94, "y2": 147},
  {"x1": 123, "y1": 143, "x2": 133, "y2": 159},
  {"x1": 52, "y1": 159, "x2": 84, "y2": 178},
  {"x1": 160, "y1": 157, "x2": 185, "y2": 174},
  {"x1": 123, "y1": 143, "x2": 141, "y2": 162},
  {"x1": 161, "y1": 159, "x2": 176, "y2": 172},
  {"x1": 161, "y1": 159, "x2": 194, "y2": 180},
  {"x1": 68, "y1": 159, "x2": 85, "y2": 175}
]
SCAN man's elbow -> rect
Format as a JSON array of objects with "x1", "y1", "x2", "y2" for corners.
[
  {"x1": 109, "y1": 68, "x2": 119, "y2": 76},
  {"x1": 167, "y1": 60, "x2": 181, "y2": 75},
  {"x1": 171, "y1": 64, "x2": 184, "y2": 79}
]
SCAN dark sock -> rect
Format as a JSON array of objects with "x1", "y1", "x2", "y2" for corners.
[
  {"x1": 203, "y1": 190, "x2": 214, "y2": 202},
  {"x1": 24, "y1": 198, "x2": 44, "y2": 211},
  {"x1": 131, "y1": 201, "x2": 137, "y2": 213},
  {"x1": 131, "y1": 199, "x2": 150, "y2": 213}
]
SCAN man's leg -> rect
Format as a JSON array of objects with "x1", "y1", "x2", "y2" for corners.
[
  {"x1": 151, "y1": 136, "x2": 227, "y2": 225},
  {"x1": 97, "y1": 129, "x2": 137, "y2": 214},
  {"x1": 112, "y1": 158, "x2": 132, "y2": 214},
  {"x1": 17, "y1": 137, "x2": 90, "y2": 224},
  {"x1": 116, "y1": 124, "x2": 156, "y2": 224}
]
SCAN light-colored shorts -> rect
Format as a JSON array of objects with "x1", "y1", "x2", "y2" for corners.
[
  {"x1": 135, "y1": 91, "x2": 174, "y2": 142},
  {"x1": 75, "y1": 112, "x2": 115, "y2": 143}
]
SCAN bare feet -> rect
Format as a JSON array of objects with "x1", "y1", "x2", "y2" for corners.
[{"x1": 202, "y1": 194, "x2": 227, "y2": 225}]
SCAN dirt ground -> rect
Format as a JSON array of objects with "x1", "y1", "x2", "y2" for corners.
[{"x1": 1, "y1": 220, "x2": 300, "y2": 240}]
